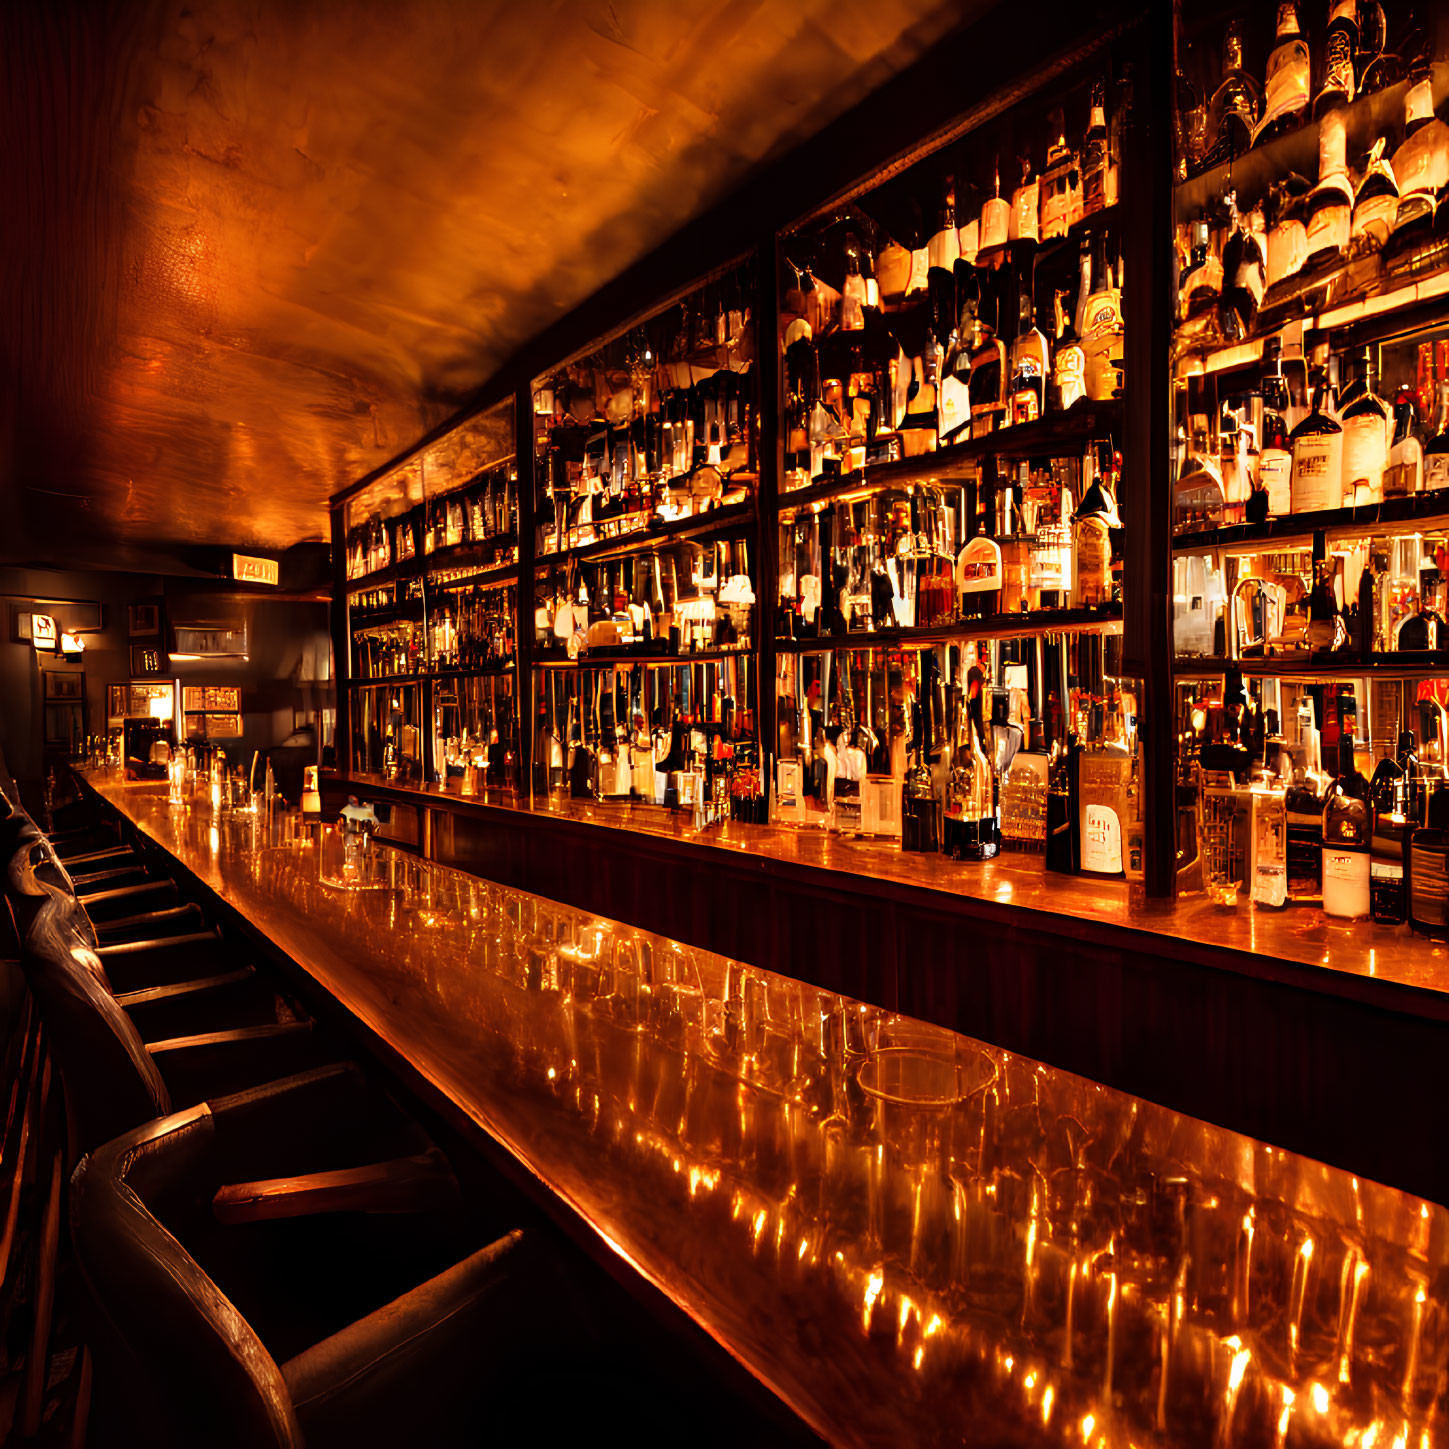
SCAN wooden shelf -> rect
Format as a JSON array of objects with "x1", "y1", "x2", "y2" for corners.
[
  {"x1": 777, "y1": 400, "x2": 1123, "y2": 514},
  {"x1": 345, "y1": 538, "x2": 519, "y2": 590},
  {"x1": 1173, "y1": 653, "x2": 1449, "y2": 679},
  {"x1": 352, "y1": 663, "x2": 516, "y2": 687},
  {"x1": 534, "y1": 646, "x2": 754, "y2": 669},
  {"x1": 426, "y1": 555, "x2": 519, "y2": 588},
  {"x1": 535, "y1": 500, "x2": 756, "y2": 565},
  {"x1": 775, "y1": 603, "x2": 1122, "y2": 652},
  {"x1": 1173, "y1": 493, "x2": 1449, "y2": 554}
]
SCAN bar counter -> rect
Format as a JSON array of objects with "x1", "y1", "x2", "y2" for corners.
[
  {"x1": 84, "y1": 770, "x2": 1449, "y2": 1447},
  {"x1": 333, "y1": 772, "x2": 1449, "y2": 1008}
]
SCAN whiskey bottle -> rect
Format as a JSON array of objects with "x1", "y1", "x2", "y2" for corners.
[
  {"x1": 1352, "y1": 138, "x2": 1400, "y2": 254},
  {"x1": 1080, "y1": 80, "x2": 1109, "y2": 217},
  {"x1": 1314, "y1": 0, "x2": 1359, "y2": 117},
  {"x1": 1322, "y1": 736, "x2": 1372, "y2": 918},
  {"x1": 1007, "y1": 259, "x2": 1049, "y2": 425},
  {"x1": 1039, "y1": 110, "x2": 1080, "y2": 240},
  {"x1": 1204, "y1": 19, "x2": 1262, "y2": 168},
  {"x1": 1008, "y1": 151, "x2": 1040, "y2": 249},
  {"x1": 1081, "y1": 232, "x2": 1124, "y2": 402},
  {"x1": 1290, "y1": 375, "x2": 1344, "y2": 513},
  {"x1": 1304, "y1": 110, "x2": 1354, "y2": 267},
  {"x1": 969, "y1": 268, "x2": 1008, "y2": 438},
  {"x1": 1254, "y1": 3, "x2": 1311, "y2": 147},
  {"x1": 1050, "y1": 289, "x2": 1086, "y2": 412},
  {"x1": 1340, "y1": 349, "x2": 1390, "y2": 506},
  {"x1": 1072, "y1": 445, "x2": 1121, "y2": 607},
  {"x1": 1178, "y1": 217, "x2": 1223, "y2": 324},
  {"x1": 1391, "y1": 61, "x2": 1449, "y2": 237}
]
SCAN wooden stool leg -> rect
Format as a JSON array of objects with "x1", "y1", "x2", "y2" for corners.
[
  {"x1": 0, "y1": 1025, "x2": 42, "y2": 1296},
  {"x1": 67, "y1": 1347, "x2": 91, "y2": 1449}
]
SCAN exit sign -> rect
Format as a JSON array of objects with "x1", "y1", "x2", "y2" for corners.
[{"x1": 232, "y1": 553, "x2": 279, "y2": 586}]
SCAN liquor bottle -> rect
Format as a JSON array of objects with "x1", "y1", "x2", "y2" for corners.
[
  {"x1": 1250, "y1": 737, "x2": 1289, "y2": 906},
  {"x1": 1385, "y1": 384, "x2": 1425, "y2": 496},
  {"x1": 1290, "y1": 374, "x2": 1344, "y2": 513},
  {"x1": 1175, "y1": 60, "x2": 1207, "y2": 181},
  {"x1": 1080, "y1": 80, "x2": 1109, "y2": 216},
  {"x1": 1254, "y1": 3, "x2": 1311, "y2": 147},
  {"x1": 927, "y1": 183, "x2": 960, "y2": 348},
  {"x1": 1178, "y1": 217, "x2": 1223, "y2": 324},
  {"x1": 1370, "y1": 730, "x2": 1419, "y2": 923},
  {"x1": 840, "y1": 231, "x2": 868, "y2": 332},
  {"x1": 1072, "y1": 446, "x2": 1121, "y2": 607},
  {"x1": 1425, "y1": 383, "x2": 1449, "y2": 491},
  {"x1": 1008, "y1": 260, "x2": 1049, "y2": 425},
  {"x1": 1258, "y1": 345, "x2": 1294, "y2": 516},
  {"x1": 1340, "y1": 349, "x2": 1390, "y2": 506},
  {"x1": 978, "y1": 158, "x2": 1010, "y2": 270},
  {"x1": 1357, "y1": 1, "x2": 1404, "y2": 94},
  {"x1": 1305, "y1": 110, "x2": 1354, "y2": 267},
  {"x1": 1204, "y1": 19, "x2": 1262, "y2": 168},
  {"x1": 1322, "y1": 736, "x2": 1371, "y2": 918},
  {"x1": 1081, "y1": 232, "x2": 1124, "y2": 402},
  {"x1": 969, "y1": 268, "x2": 1008, "y2": 437},
  {"x1": 1039, "y1": 109, "x2": 1080, "y2": 240},
  {"x1": 1050, "y1": 289, "x2": 1086, "y2": 412},
  {"x1": 1008, "y1": 151, "x2": 1040, "y2": 249},
  {"x1": 1044, "y1": 734, "x2": 1081, "y2": 873},
  {"x1": 1392, "y1": 60, "x2": 1449, "y2": 237},
  {"x1": 1315, "y1": 0, "x2": 1359, "y2": 117},
  {"x1": 1352, "y1": 139, "x2": 1400, "y2": 255},
  {"x1": 1219, "y1": 195, "x2": 1266, "y2": 341},
  {"x1": 1264, "y1": 173, "x2": 1311, "y2": 291}
]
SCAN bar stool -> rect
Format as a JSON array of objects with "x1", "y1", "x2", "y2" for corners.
[{"x1": 71, "y1": 1078, "x2": 549, "y2": 1449}]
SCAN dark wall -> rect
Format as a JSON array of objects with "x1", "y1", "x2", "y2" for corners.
[{"x1": 0, "y1": 566, "x2": 332, "y2": 811}]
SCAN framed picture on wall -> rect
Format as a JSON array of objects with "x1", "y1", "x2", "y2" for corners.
[
  {"x1": 43, "y1": 671, "x2": 83, "y2": 701},
  {"x1": 128, "y1": 604, "x2": 160, "y2": 638}
]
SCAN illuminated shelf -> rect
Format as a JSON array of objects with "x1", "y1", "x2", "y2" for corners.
[
  {"x1": 1173, "y1": 493, "x2": 1449, "y2": 554},
  {"x1": 1173, "y1": 653, "x2": 1449, "y2": 679},
  {"x1": 534, "y1": 646, "x2": 754, "y2": 668},
  {"x1": 352, "y1": 663, "x2": 516, "y2": 687},
  {"x1": 536, "y1": 499, "x2": 756, "y2": 565},
  {"x1": 776, "y1": 603, "x2": 1121, "y2": 652},
  {"x1": 778, "y1": 401, "x2": 1122, "y2": 515},
  {"x1": 345, "y1": 540, "x2": 518, "y2": 591}
]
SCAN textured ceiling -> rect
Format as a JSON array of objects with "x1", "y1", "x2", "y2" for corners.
[{"x1": 0, "y1": 0, "x2": 980, "y2": 567}]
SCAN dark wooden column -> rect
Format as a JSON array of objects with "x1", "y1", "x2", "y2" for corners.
[
  {"x1": 514, "y1": 381, "x2": 537, "y2": 798},
  {"x1": 1120, "y1": 6, "x2": 1175, "y2": 897},
  {"x1": 328, "y1": 501, "x2": 352, "y2": 771},
  {"x1": 754, "y1": 236, "x2": 781, "y2": 774}
]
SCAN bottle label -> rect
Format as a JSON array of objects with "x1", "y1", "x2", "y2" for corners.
[
  {"x1": 1426, "y1": 453, "x2": 1449, "y2": 491},
  {"x1": 906, "y1": 247, "x2": 929, "y2": 296},
  {"x1": 1292, "y1": 432, "x2": 1344, "y2": 512},
  {"x1": 1081, "y1": 803, "x2": 1123, "y2": 874},
  {"x1": 1406, "y1": 76, "x2": 1434, "y2": 127},
  {"x1": 1353, "y1": 191, "x2": 1398, "y2": 248},
  {"x1": 1322, "y1": 849, "x2": 1370, "y2": 918},
  {"x1": 1054, "y1": 344, "x2": 1086, "y2": 410},
  {"x1": 927, "y1": 224, "x2": 960, "y2": 272},
  {"x1": 1234, "y1": 252, "x2": 1265, "y2": 308},
  {"x1": 1305, "y1": 198, "x2": 1350, "y2": 261},
  {"x1": 1259, "y1": 448, "x2": 1292, "y2": 514},
  {"x1": 1342, "y1": 412, "x2": 1388, "y2": 505},
  {"x1": 979, "y1": 197, "x2": 1010, "y2": 254},
  {"x1": 1384, "y1": 439, "x2": 1422, "y2": 496},
  {"x1": 1267, "y1": 219, "x2": 1308, "y2": 287},
  {"x1": 1075, "y1": 519, "x2": 1110, "y2": 605}
]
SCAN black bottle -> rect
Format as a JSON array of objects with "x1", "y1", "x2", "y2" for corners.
[{"x1": 1044, "y1": 734, "x2": 1081, "y2": 874}]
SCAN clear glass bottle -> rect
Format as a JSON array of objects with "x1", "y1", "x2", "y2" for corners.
[
  {"x1": 1322, "y1": 736, "x2": 1371, "y2": 919},
  {"x1": 1039, "y1": 109, "x2": 1081, "y2": 239},
  {"x1": 1008, "y1": 259, "x2": 1049, "y2": 425},
  {"x1": 1178, "y1": 217, "x2": 1223, "y2": 324},
  {"x1": 1254, "y1": 2, "x2": 1311, "y2": 148},
  {"x1": 1080, "y1": 79, "x2": 1109, "y2": 216},
  {"x1": 1340, "y1": 349, "x2": 1390, "y2": 506}
]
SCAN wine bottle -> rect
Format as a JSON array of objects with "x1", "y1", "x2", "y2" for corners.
[
  {"x1": 1258, "y1": 346, "x2": 1294, "y2": 516},
  {"x1": 969, "y1": 267, "x2": 1008, "y2": 438},
  {"x1": 1340, "y1": 349, "x2": 1390, "y2": 506},
  {"x1": 926, "y1": 182, "x2": 959, "y2": 348},
  {"x1": 1081, "y1": 231, "x2": 1124, "y2": 402},
  {"x1": 1264, "y1": 173, "x2": 1312, "y2": 291},
  {"x1": 1219, "y1": 195, "x2": 1266, "y2": 341},
  {"x1": 978, "y1": 158, "x2": 1010, "y2": 270},
  {"x1": 1385, "y1": 383, "x2": 1425, "y2": 497},
  {"x1": 1352, "y1": 138, "x2": 1401, "y2": 255},
  {"x1": 1392, "y1": 61, "x2": 1449, "y2": 238},
  {"x1": 1204, "y1": 19, "x2": 1262, "y2": 167},
  {"x1": 1039, "y1": 109, "x2": 1080, "y2": 240},
  {"x1": 1254, "y1": 2, "x2": 1311, "y2": 147},
  {"x1": 1322, "y1": 736, "x2": 1371, "y2": 918},
  {"x1": 1290, "y1": 374, "x2": 1344, "y2": 513},
  {"x1": 1314, "y1": 0, "x2": 1359, "y2": 118}
]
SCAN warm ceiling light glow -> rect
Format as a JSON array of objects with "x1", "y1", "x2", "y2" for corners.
[{"x1": 149, "y1": 696, "x2": 172, "y2": 719}]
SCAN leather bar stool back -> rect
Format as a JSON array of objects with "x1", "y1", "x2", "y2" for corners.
[
  {"x1": 71, "y1": 1104, "x2": 304, "y2": 1449},
  {"x1": 19, "y1": 889, "x2": 170, "y2": 1155}
]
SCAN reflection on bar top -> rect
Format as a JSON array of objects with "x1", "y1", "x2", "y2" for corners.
[
  {"x1": 90, "y1": 769, "x2": 1449, "y2": 1449},
  {"x1": 339, "y1": 769, "x2": 1449, "y2": 1003}
]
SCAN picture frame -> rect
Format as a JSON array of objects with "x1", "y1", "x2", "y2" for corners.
[
  {"x1": 43, "y1": 671, "x2": 83, "y2": 701},
  {"x1": 128, "y1": 604, "x2": 160, "y2": 638}
]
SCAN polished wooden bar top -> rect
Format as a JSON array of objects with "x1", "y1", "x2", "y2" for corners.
[
  {"x1": 91, "y1": 770, "x2": 1449, "y2": 1448},
  {"x1": 337, "y1": 770, "x2": 1449, "y2": 1012}
]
